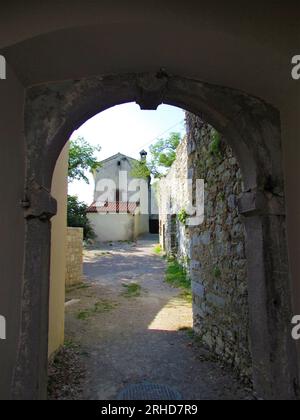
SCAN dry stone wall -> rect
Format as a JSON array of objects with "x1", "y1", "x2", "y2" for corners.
[
  {"x1": 65, "y1": 227, "x2": 83, "y2": 287},
  {"x1": 159, "y1": 137, "x2": 191, "y2": 264},
  {"x1": 159, "y1": 113, "x2": 252, "y2": 381}
]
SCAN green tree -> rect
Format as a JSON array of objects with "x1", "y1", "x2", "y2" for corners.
[
  {"x1": 67, "y1": 137, "x2": 101, "y2": 240},
  {"x1": 68, "y1": 136, "x2": 101, "y2": 184},
  {"x1": 67, "y1": 195, "x2": 95, "y2": 240},
  {"x1": 130, "y1": 159, "x2": 151, "y2": 179},
  {"x1": 149, "y1": 132, "x2": 181, "y2": 177},
  {"x1": 130, "y1": 132, "x2": 182, "y2": 179}
]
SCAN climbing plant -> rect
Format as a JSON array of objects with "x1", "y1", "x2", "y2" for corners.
[
  {"x1": 209, "y1": 129, "x2": 222, "y2": 158},
  {"x1": 178, "y1": 209, "x2": 189, "y2": 225},
  {"x1": 130, "y1": 159, "x2": 151, "y2": 179}
]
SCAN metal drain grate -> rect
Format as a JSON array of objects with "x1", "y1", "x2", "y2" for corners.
[{"x1": 117, "y1": 383, "x2": 182, "y2": 400}]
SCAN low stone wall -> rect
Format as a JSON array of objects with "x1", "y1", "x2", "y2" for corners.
[
  {"x1": 65, "y1": 227, "x2": 83, "y2": 287},
  {"x1": 158, "y1": 113, "x2": 252, "y2": 382}
]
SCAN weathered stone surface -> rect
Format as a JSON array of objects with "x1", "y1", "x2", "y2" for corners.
[
  {"x1": 159, "y1": 113, "x2": 252, "y2": 381},
  {"x1": 18, "y1": 72, "x2": 297, "y2": 400},
  {"x1": 192, "y1": 281, "x2": 205, "y2": 299},
  {"x1": 65, "y1": 228, "x2": 83, "y2": 287}
]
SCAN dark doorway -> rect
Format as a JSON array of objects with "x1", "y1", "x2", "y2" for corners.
[{"x1": 149, "y1": 218, "x2": 159, "y2": 234}]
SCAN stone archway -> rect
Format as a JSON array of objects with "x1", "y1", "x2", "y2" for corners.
[{"x1": 13, "y1": 72, "x2": 298, "y2": 400}]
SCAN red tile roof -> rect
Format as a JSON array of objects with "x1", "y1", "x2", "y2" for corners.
[{"x1": 86, "y1": 201, "x2": 139, "y2": 214}]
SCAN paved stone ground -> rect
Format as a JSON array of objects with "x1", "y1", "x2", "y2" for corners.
[{"x1": 64, "y1": 235, "x2": 251, "y2": 400}]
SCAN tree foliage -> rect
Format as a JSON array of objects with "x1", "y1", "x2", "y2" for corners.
[
  {"x1": 131, "y1": 132, "x2": 182, "y2": 179},
  {"x1": 68, "y1": 137, "x2": 101, "y2": 184},
  {"x1": 130, "y1": 160, "x2": 152, "y2": 179},
  {"x1": 67, "y1": 137, "x2": 100, "y2": 240},
  {"x1": 67, "y1": 195, "x2": 95, "y2": 240},
  {"x1": 149, "y1": 132, "x2": 181, "y2": 177}
]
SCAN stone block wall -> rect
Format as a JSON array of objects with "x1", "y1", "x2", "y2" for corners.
[
  {"x1": 159, "y1": 137, "x2": 191, "y2": 266},
  {"x1": 65, "y1": 227, "x2": 83, "y2": 287},
  {"x1": 158, "y1": 112, "x2": 252, "y2": 382}
]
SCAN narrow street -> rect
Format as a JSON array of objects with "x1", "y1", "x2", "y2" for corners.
[{"x1": 62, "y1": 235, "x2": 250, "y2": 400}]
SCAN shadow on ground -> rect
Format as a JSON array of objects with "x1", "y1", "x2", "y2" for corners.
[{"x1": 58, "y1": 235, "x2": 251, "y2": 400}]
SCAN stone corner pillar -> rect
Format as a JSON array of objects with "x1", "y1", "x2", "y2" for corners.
[
  {"x1": 12, "y1": 180, "x2": 57, "y2": 400},
  {"x1": 238, "y1": 189, "x2": 299, "y2": 400}
]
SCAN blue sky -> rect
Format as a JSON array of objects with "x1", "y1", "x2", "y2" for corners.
[{"x1": 68, "y1": 103, "x2": 186, "y2": 204}]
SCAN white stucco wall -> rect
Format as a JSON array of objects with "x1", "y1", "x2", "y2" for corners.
[
  {"x1": 89, "y1": 152, "x2": 150, "y2": 242},
  {"x1": 88, "y1": 213, "x2": 135, "y2": 242},
  {"x1": 94, "y1": 153, "x2": 149, "y2": 208},
  {"x1": 88, "y1": 212, "x2": 149, "y2": 243},
  {"x1": 134, "y1": 213, "x2": 149, "y2": 238}
]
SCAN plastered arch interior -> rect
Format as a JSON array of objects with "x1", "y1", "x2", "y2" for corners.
[{"x1": 15, "y1": 72, "x2": 299, "y2": 400}]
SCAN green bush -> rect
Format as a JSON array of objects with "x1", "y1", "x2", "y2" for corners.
[
  {"x1": 67, "y1": 195, "x2": 95, "y2": 241},
  {"x1": 178, "y1": 209, "x2": 188, "y2": 225},
  {"x1": 153, "y1": 244, "x2": 163, "y2": 255}
]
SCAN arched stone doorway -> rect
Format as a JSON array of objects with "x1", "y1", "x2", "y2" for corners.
[{"x1": 14, "y1": 72, "x2": 298, "y2": 400}]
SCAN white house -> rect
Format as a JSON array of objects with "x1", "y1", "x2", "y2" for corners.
[{"x1": 87, "y1": 152, "x2": 151, "y2": 242}]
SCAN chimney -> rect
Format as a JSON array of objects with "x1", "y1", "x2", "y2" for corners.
[{"x1": 140, "y1": 150, "x2": 148, "y2": 161}]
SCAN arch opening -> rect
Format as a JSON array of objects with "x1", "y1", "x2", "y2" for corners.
[
  {"x1": 14, "y1": 73, "x2": 298, "y2": 400},
  {"x1": 49, "y1": 102, "x2": 252, "y2": 398}
]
